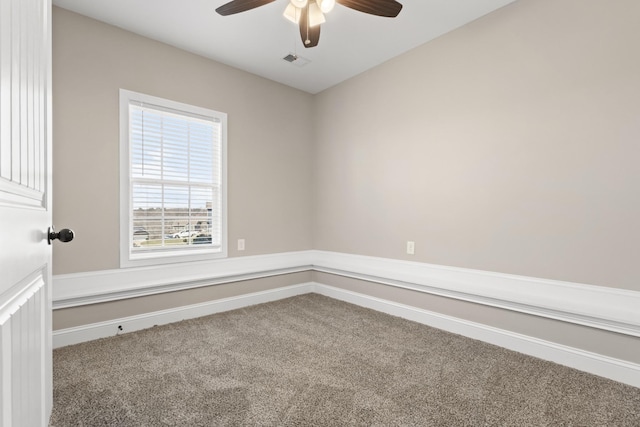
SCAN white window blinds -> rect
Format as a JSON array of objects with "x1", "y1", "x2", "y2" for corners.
[{"x1": 120, "y1": 90, "x2": 227, "y2": 265}]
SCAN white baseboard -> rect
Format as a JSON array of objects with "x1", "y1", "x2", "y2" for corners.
[
  {"x1": 53, "y1": 283, "x2": 315, "y2": 349},
  {"x1": 54, "y1": 251, "x2": 640, "y2": 337},
  {"x1": 53, "y1": 281, "x2": 640, "y2": 389},
  {"x1": 313, "y1": 283, "x2": 640, "y2": 389},
  {"x1": 53, "y1": 251, "x2": 314, "y2": 309},
  {"x1": 312, "y1": 251, "x2": 640, "y2": 337}
]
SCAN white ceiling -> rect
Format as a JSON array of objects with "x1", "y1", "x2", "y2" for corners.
[{"x1": 52, "y1": 0, "x2": 518, "y2": 94}]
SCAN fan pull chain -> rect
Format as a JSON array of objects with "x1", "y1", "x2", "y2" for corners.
[{"x1": 290, "y1": 7, "x2": 299, "y2": 57}]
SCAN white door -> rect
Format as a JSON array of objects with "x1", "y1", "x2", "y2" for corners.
[{"x1": 0, "y1": 0, "x2": 54, "y2": 425}]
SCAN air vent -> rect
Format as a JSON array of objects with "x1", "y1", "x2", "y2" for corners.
[{"x1": 282, "y1": 53, "x2": 311, "y2": 67}]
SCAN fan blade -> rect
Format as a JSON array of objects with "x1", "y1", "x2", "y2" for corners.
[
  {"x1": 215, "y1": 0, "x2": 277, "y2": 16},
  {"x1": 299, "y1": 4, "x2": 321, "y2": 48},
  {"x1": 336, "y1": 0, "x2": 402, "y2": 17}
]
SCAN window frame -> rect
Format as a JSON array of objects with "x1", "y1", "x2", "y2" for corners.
[{"x1": 119, "y1": 89, "x2": 227, "y2": 267}]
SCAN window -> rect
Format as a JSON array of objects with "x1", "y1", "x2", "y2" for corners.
[{"x1": 119, "y1": 89, "x2": 227, "y2": 267}]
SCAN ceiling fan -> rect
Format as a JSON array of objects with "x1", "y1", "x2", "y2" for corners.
[{"x1": 215, "y1": 0, "x2": 403, "y2": 48}]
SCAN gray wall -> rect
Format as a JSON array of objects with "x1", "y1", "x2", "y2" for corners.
[
  {"x1": 53, "y1": 0, "x2": 640, "y2": 361},
  {"x1": 53, "y1": 7, "x2": 314, "y2": 275},
  {"x1": 314, "y1": 0, "x2": 640, "y2": 291}
]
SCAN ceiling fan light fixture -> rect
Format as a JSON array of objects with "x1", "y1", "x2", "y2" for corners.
[
  {"x1": 283, "y1": 3, "x2": 301, "y2": 23},
  {"x1": 216, "y1": 0, "x2": 403, "y2": 48},
  {"x1": 307, "y1": 2, "x2": 326, "y2": 27},
  {"x1": 316, "y1": 0, "x2": 335, "y2": 13}
]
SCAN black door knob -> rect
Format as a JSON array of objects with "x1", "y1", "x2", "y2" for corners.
[{"x1": 48, "y1": 226, "x2": 74, "y2": 245}]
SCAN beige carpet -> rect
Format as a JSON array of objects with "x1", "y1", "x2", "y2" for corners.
[{"x1": 50, "y1": 293, "x2": 640, "y2": 426}]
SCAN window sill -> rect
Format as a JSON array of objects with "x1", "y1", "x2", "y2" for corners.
[{"x1": 120, "y1": 247, "x2": 227, "y2": 268}]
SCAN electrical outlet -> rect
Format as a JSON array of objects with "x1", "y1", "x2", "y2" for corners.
[
  {"x1": 238, "y1": 239, "x2": 245, "y2": 251},
  {"x1": 406, "y1": 241, "x2": 415, "y2": 255}
]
